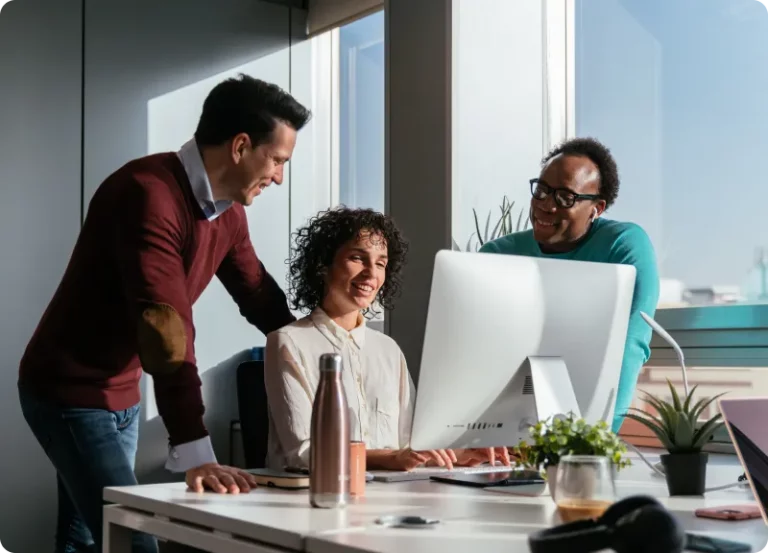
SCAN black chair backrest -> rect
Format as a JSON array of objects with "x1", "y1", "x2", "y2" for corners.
[{"x1": 236, "y1": 360, "x2": 269, "y2": 469}]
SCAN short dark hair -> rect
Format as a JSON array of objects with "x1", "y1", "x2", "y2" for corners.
[
  {"x1": 542, "y1": 137, "x2": 620, "y2": 209},
  {"x1": 288, "y1": 207, "x2": 409, "y2": 319},
  {"x1": 195, "y1": 74, "x2": 311, "y2": 147}
]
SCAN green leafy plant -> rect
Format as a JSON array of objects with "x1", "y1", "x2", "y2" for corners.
[
  {"x1": 511, "y1": 413, "x2": 631, "y2": 472},
  {"x1": 624, "y1": 379, "x2": 726, "y2": 454},
  {"x1": 452, "y1": 196, "x2": 530, "y2": 252}
]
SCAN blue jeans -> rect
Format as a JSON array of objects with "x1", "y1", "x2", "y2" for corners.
[{"x1": 19, "y1": 386, "x2": 158, "y2": 553}]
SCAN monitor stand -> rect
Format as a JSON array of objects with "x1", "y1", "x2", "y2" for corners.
[{"x1": 526, "y1": 356, "x2": 582, "y2": 421}]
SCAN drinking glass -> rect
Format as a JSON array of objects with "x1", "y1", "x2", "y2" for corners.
[{"x1": 554, "y1": 455, "x2": 617, "y2": 522}]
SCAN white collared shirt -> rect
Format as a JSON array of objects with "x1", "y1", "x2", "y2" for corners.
[
  {"x1": 163, "y1": 138, "x2": 234, "y2": 473},
  {"x1": 177, "y1": 138, "x2": 233, "y2": 221},
  {"x1": 264, "y1": 308, "x2": 415, "y2": 469}
]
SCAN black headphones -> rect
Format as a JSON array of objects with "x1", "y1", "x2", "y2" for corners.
[{"x1": 528, "y1": 495, "x2": 685, "y2": 553}]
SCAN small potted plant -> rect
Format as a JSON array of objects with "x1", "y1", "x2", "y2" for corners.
[
  {"x1": 511, "y1": 413, "x2": 631, "y2": 501},
  {"x1": 624, "y1": 379, "x2": 725, "y2": 496}
]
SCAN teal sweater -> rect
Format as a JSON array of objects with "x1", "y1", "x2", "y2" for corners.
[{"x1": 479, "y1": 218, "x2": 660, "y2": 432}]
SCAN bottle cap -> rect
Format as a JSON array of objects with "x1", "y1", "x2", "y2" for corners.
[{"x1": 319, "y1": 353, "x2": 343, "y2": 373}]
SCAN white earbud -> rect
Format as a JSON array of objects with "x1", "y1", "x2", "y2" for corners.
[{"x1": 591, "y1": 208, "x2": 598, "y2": 221}]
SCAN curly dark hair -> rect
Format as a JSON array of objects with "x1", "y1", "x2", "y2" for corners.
[
  {"x1": 288, "y1": 206, "x2": 409, "y2": 319},
  {"x1": 542, "y1": 137, "x2": 620, "y2": 209}
]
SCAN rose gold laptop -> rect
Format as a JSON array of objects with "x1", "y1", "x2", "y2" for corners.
[{"x1": 718, "y1": 397, "x2": 768, "y2": 525}]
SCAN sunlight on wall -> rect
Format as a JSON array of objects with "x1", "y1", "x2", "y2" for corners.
[{"x1": 143, "y1": 50, "x2": 289, "y2": 420}]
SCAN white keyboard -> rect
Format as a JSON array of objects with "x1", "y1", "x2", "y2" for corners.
[{"x1": 369, "y1": 464, "x2": 516, "y2": 482}]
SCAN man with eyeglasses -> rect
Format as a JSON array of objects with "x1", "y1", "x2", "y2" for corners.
[{"x1": 480, "y1": 137, "x2": 659, "y2": 433}]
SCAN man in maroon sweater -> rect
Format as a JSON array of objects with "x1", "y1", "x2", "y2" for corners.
[{"x1": 18, "y1": 74, "x2": 310, "y2": 553}]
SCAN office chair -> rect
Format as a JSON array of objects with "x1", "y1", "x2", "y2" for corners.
[{"x1": 235, "y1": 359, "x2": 270, "y2": 469}]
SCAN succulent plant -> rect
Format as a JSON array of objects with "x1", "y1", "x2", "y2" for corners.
[{"x1": 624, "y1": 379, "x2": 726, "y2": 454}]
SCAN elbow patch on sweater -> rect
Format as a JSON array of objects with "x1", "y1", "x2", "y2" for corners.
[{"x1": 137, "y1": 303, "x2": 187, "y2": 375}]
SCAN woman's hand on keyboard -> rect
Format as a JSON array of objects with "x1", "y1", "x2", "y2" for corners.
[
  {"x1": 454, "y1": 447, "x2": 512, "y2": 467},
  {"x1": 422, "y1": 449, "x2": 459, "y2": 470},
  {"x1": 387, "y1": 448, "x2": 458, "y2": 471}
]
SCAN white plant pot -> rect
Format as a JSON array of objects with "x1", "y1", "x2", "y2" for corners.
[{"x1": 546, "y1": 465, "x2": 559, "y2": 501}]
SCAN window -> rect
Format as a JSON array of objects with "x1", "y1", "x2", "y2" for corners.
[
  {"x1": 575, "y1": 0, "x2": 768, "y2": 310},
  {"x1": 573, "y1": 0, "x2": 768, "y2": 380},
  {"x1": 574, "y1": 0, "x2": 768, "y2": 454},
  {"x1": 289, "y1": 10, "x2": 385, "y2": 224},
  {"x1": 337, "y1": 10, "x2": 386, "y2": 328},
  {"x1": 338, "y1": 11, "x2": 385, "y2": 212}
]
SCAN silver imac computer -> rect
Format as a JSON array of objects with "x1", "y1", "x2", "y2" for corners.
[{"x1": 409, "y1": 250, "x2": 636, "y2": 452}]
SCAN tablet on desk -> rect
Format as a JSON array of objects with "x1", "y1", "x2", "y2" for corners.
[{"x1": 430, "y1": 469, "x2": 544, "y2": 488}]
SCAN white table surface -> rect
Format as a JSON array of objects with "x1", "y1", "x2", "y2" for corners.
[{"x1": 104, "y1": 452, "x2": 768, "y2": 553}]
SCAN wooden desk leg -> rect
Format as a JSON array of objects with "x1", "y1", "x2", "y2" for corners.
[{"x1": 103, "y1": 518, "x2": 132, "y2": 553}]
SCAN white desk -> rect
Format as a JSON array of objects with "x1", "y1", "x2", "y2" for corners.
[{"x1": 103, "y1": 452, "x2": 767, "y2": 553}]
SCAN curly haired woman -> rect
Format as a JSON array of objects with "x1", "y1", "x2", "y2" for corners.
[{"x1": 264, "y1": 206, "x2": 510, "y2": 471}]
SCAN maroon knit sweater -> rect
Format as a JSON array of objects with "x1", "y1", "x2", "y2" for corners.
[{"x1": 18, "y1": 153, "x2": 295, "y2": 445}]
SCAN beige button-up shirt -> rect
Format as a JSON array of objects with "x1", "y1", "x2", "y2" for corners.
[{"x1": 264, "y1": 308, "x2": 415, "y2": 469}]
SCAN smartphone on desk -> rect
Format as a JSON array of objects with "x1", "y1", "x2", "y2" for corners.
[
  {"x1": 686, "y1": 533, "x2": 751, "y2": 553},
  {"x1": 695, "y1": 505, "x2": 763, "y2": 521},
  {"x1": 430, "y1": 470, "x2": 544, "y2": 488}
]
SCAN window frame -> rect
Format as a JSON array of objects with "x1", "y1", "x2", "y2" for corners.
[
  {"x1": 330, "y1": 28, "x2": 341, "y2": 207},
  {"x1": 338, "y1": 25, "x2": 385, "y2": 208},
  {"x1": 324, "y1": 10, "x2": 387, "y2": 326}
]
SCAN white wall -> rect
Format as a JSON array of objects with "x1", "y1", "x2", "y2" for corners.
[
  {"x1": 0, "y1": 1, "x2": 83, "y2": 551},
  {"x1": 451, "y1": 0, "x2": 544, "y2": 251}
]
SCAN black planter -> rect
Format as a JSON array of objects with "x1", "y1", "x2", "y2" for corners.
[{"x1": 660, "y1": 452, "x2": 708, "y2": 496}]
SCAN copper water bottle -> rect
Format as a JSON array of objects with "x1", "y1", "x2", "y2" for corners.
[{"x1": 309, "y1": 353, "x2": 350, "y2": 508}]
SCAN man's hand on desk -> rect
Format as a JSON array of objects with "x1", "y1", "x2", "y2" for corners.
[{"x1": 186, "y1": 463, "x2": 258, "y2": 494}]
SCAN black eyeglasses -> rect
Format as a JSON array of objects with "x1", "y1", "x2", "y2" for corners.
[{"x1": 529, "y1": 178, "x2": 600, "y2": 209}]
